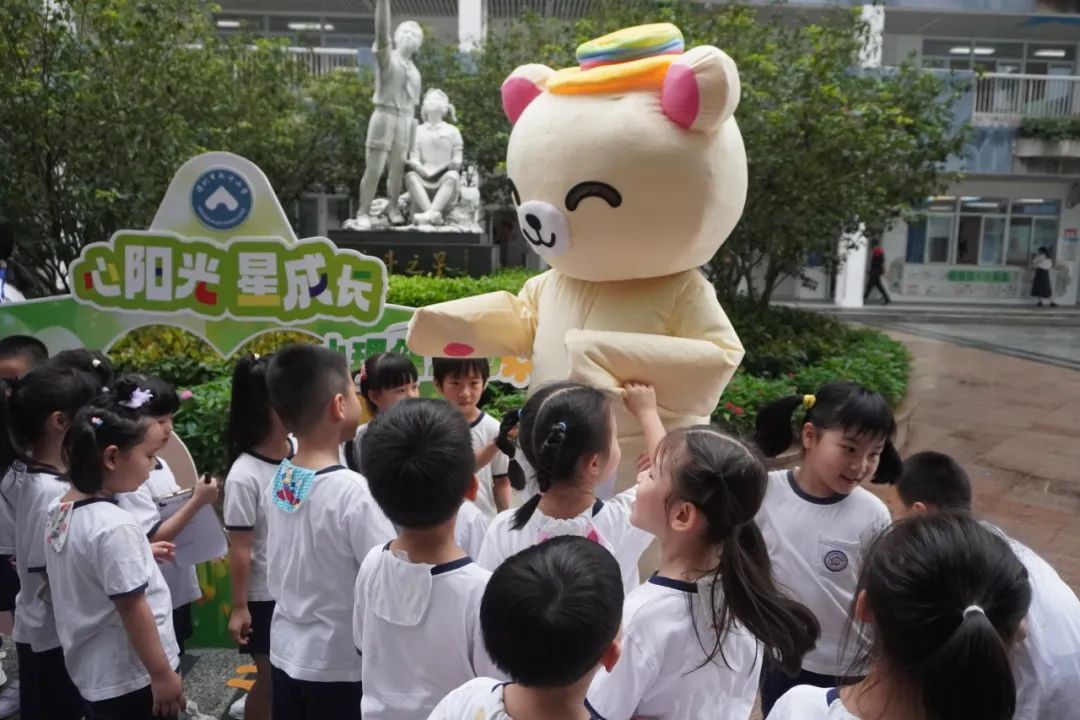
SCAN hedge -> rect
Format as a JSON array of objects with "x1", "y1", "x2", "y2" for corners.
[{"x1": 109, "y1": 270, "x2": 910, "y2": 472}]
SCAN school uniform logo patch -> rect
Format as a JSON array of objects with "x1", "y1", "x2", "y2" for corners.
[
  {"x1": 271, "y1": 461, "x2": 316, "y2": 513},
  {"x1": 823, "y1": 549, "x2": 849, "y2": 573}
]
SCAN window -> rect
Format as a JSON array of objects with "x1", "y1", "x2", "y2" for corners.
[
  {"x1": 906, "y1": 197, "x2": 1060, "y2": 267},
  {"x1": 921, "y1": 39, "x2": 1075, "y2": 75}
]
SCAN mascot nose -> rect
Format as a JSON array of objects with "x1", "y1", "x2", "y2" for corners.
[{"x1": 517, "y1": 201, "x2": 571, "y2": 258}]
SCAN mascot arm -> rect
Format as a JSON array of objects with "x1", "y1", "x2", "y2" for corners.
[
  {"x1": 406, "y1": 289, "x2": 538, "y2": 359},
  {"x1": 566, "y1": 276, "x2": 744, "y2": 419}
]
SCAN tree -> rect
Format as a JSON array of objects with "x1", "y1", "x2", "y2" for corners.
[
  {"x1": 0, "y1": 0, "x2": 374, "y2": 296},
  {"x1": 419, "y1": 1, "x2": 969, "y2": 307}
]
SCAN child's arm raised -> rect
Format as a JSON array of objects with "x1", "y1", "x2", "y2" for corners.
[
  {"x1": 114, "y1": 593, "x2": 186, "y2": 716},
  {"x1": 623, "y1": 382, "x2": 666, "y2": 462}
]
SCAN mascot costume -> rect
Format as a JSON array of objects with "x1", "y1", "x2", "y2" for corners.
[{"x1": 407, "y1": 23, "x2": 746, "y2": 494}]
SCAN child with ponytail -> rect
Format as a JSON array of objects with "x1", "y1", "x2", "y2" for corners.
[
  {"x1": 768, "y1": 512, "x2": 1032, "y2": 720},
  {"x1": 586, "y1": 426, "x2": 820, "y2": 719},
  {"x1": 477, "y1": 381, "x2": 656, "y2": 594},
  {"x1": 753, "y1": 381, "x2": 901, "y2": 715},
  {"x1": 345, "y1": 351, "x2": 420, "y2": 473},
  {"x1": 112, "y1": 374, "x2": 219, "y2": 656},
  {"x1": 45, "y1": 403, "x2": 185, "y2": 719},
  {"x1": 223, "y1": 354, "x2": 292, "y2": 720},
  {"x1": 0, "y1": 356, "x2": 106, "y2": 719}
]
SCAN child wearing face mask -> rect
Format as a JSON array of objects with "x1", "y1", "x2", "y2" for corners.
[
  {"x1": 752, "y1": 381, "x2": 902, "y2": 716},
  {"x1": 476, "y1": 381, "x2": 657, "y2": 595}
]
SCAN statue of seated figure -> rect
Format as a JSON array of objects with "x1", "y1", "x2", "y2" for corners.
[{"x1": 405, "y1": 89, "x2": 464, "y2": 227}]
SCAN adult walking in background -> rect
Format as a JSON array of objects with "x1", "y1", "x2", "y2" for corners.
[
  {"x1": 1032, "y1": 246, "x2": 1056, "y2": 307},
  {"x1": 864, "y1": 245, "x2": 891, "y2": 305}
]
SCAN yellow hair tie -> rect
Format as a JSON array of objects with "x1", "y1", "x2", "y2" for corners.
[{"x1": 803, "y1": 394, "x2": 816, "y2": 410}]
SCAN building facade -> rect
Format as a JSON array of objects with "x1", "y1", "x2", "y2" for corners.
[{"x1": 214, "y1": 0, "x2": 1080, "y2": 305}]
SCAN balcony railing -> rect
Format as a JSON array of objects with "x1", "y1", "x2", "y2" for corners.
[
  {"x1": 288, "y1": 47, "x2": 360, "y2": 76},
  {"x1": 973, "y1": 73, "x2": 1080, "y2": 126}
]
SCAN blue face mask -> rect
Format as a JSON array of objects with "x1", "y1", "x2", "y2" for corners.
[{"x1": 271, "y1": 459, "x2": 317, "y2": 513}]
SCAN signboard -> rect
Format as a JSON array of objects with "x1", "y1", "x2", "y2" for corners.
[{"x1": 0, "y1": 152, "x2": 528, "y2": 648}]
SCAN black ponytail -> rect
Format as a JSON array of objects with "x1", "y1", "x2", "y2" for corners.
[
  {"x1": 659, "y1": 427, "x2": 820, "y2": 672},
  {"x1": 51, "y1": 349, "x2": 114, "y2": 390},
  {"x1": 64, "y1": 403, "x2": 150, "y2": 494},
  {"x1": 0, "y1": 360, "x2": 103, "y2": 475},
  {"x1": 509, "y1": 382, "x2": 613, "y2": 531},
  {"x1": 227, "y1": 353, "x2": 275, "y2": 468},
  {"x1": 856, "y1": 513, "x2": 1030, "y2": 720},
  {"x1": 496, "y1": 409, "x2": 526, "y2": 491},
  {"x1": 753, "y1": 381, "x2": 898, "y2": 481}
]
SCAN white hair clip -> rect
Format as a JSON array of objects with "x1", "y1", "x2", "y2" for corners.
[
  {"x1": 253, "y1": 353, "x2": 261, "y2": 361},
  {"x1": 91, "y1": 358, "x2": 102, "y2": 368},
  {"x1": 90, "y1": 416, "x2": 103, "y2": 427},
  {"x1": 121, "y1": 387, "x2": 154, "y2": 409}
]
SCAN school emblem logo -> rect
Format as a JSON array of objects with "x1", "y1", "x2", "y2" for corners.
[
  {"x1": 824, "y1": 549, "x2": 849, "y2": 573},
  {"x1": 191, "y1": 168, "x2": 252, "y2": 230}
]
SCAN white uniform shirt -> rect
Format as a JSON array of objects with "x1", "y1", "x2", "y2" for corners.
[
  {"x1": 995, "y1": 527, "x2": 1080, "y2": 720},
  {"x1": 477, "y1": 488, "x2": 653, "y2": 595},
  {"x1": 267, "y1": 465, "x2": 394, "y2": 682},
  {"x1": 223, "y1": 451, "x2": 284, "y2": 603},
  {"x1": 756, "y1": 469, "x2": 889, "y2": 675},
  {"x1": 44, "y1": 497, "x2": 179, "y2": 702},
  {"x1": 588, "y1": 576, "x2": 763, "y2": 720},
  {"x1": 429, "y1": 678, "x2": 607, "y2": 720},
  {"x1": 768, "y1": 686, "x2": 856, "y2": 719},
  {"x1": 0, "y1": 464, "x2": 68, "y2": 650},
  {"x1": 354, "y1": 544, "x2": 497, "y2": 719},
  {"x1": 350, "y1": 423, "x2": 370, "y2": 473},
  {"x1": 116, "y1": 458, "x2": 202, "y2": 608},
  {"x1": 454, "y1": 500, "x2": 489, "y2": 560},
  {"x1": 471, "y1": 413, "x2": 509, "y2": 519}
]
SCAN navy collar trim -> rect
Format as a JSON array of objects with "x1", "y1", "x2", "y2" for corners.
[
  {"x1": 469, "y1": 412, "x2": 486, "y2": 429},
  {"x1": 248, "y1": 449, "x2": 291, "y2": 466},
  {"x1": 826, "y1": 687, "x2": 841, "y2": 707},
  {"x1": 23, "y1": 465, "x2": 62, "y2": 478},
  {"x1": 648, "y1": 574, "x2": 698, "y2": 593},
  {"x1": 787, "y1": 470, "x2": 846, "y2": 506},
  {"x1": 491, "y1": 683, "x2": 607, "y2": 719},
  {"x1": 73, "y1": 497, "x2": 118, "y2": 509},
  {"x1": 591, "y1": 498, "x2": 604, "y2": 517},
  {"x1": 315, "y1": 464, "x2": 346, "y2": 475},
  {"x1": 380, "y1": 543, "x2": 474, "y2": 576},
  {"x1": 153, "y1": 458, "x2": 164, "y2": 470}
]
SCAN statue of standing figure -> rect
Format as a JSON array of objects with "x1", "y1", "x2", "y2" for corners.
[
  {"x1": 405, "y1": 89, "x2": 464, "y2": 227},
  {"x1": 351, "y1": 0, "x2": 422, "y2": 230}
]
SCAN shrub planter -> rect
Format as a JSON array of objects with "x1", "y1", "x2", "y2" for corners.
[
  {"x1": 764, "y1": 383, "x2": 918, "y2": 472},
  {"x1": 1014, "y1": 138, "x2": 1080, "y2": 159}
]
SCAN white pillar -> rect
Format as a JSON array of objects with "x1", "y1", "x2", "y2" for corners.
[
  {"x1": 458, "y1": 0, "x2": 487, "y2": 53},
  {"x1": 859, "y1": 4, "x2": 884, "y2": 69},
  {"x1": 834, "y1": 227, "x2": 868, "y2": 309}
]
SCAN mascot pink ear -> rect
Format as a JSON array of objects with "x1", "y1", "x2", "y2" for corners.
[
  {"x1": 661, "y1": 46, "x2": 740, "y2": 132},
  {"x1": 502, "y1": 64, "x2": 556, "y2": 124}
]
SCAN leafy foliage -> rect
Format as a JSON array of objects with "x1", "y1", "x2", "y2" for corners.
[{"x1": 1017, "y1": 117, "x2": 1080, "y2": 141}]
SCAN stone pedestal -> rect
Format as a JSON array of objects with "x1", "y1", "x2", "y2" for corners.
[{"x1": 329, "y1": 229, "x2": 499, "y2": 277}]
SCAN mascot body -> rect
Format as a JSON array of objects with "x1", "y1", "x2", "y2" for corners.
[{"x1": 407, "y1": 24, "x2": 747, "y2": 492}]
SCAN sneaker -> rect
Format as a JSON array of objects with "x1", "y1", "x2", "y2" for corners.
[
  {"x1": 0, "y1": 679, "x2": 19, "y2": 719},
  {"x1": 228, "y1": 694, "x2": 246, "y2": 719}
]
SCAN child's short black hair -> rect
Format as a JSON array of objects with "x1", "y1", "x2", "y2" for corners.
[
  {"x1": 52, "y1": 349, "x2": 113, "y2": 390},
  {"x1": 432, "y1": 357, "x2": 490, "y2": 385},
  {"x1": 112, "y1": 373, "x2": 179, "y2": 417},
  {"x1": 358, "y1": 352, "x2": 418, "y2": 413},
  {"x1": 267, "y1": 344, "x2": 350, "y2": 434},
  {"x1": 480, "y1": 536, "x2": 623, "y2": 688},
  {"x1": 893, "y1": 451, "x2": 972, "y2": 512},
  {"x1": 0, "y1": 335, "x2": 47, "y2": 368},
  {"x1": 361, "y1": 398, "x2": 474, "y2": 529}
]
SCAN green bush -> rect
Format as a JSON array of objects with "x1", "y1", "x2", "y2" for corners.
[
  {"x1": 711, "y1": 372, "x2": 797, "y2": 438},
  {"x1": 388, "y1": 269, "x2": 536, "y2": 308},
  {"x1": 1017, "y1": 117, "x2": 1080, "y2": 141},
  {"x1": 173, "y1": 375, "x2": 232, "y2": 477}
]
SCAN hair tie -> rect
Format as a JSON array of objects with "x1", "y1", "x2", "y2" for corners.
[
  {"x1": 91, "y1": 358, "x2": 101, "y2": 368},
  {"x1": 553, "y1": 421, "x2": 567, "y2": 432},
  {"x1": 90, "y1": 416, "x2": 103, "y2": 427},
  {"x1": 963, "y1": 605, "x2": 985, "y2": 618},
  {"x1": 803, "y1": 394, "x2": 816, "y2": 410},
  {"x1": 253, "y1": 353, "x2": 260, "y2": 361},
  {"x1": 120, "y1": 387, "x2": 154, "y2": 409}
]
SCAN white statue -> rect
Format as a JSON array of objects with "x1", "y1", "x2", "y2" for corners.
[
  {"x1": 350, "y1": 0, "x2": 422, "y2": 230},
  {"x1": 405, "y1": 89, "x2": 464, "y2": 227}
]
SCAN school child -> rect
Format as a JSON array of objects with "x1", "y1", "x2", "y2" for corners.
[
  {"x1": 112, "y1": 374, "x2": 218, "y2": 655},
  {"x1": 432, "y1": 358, "x2": 511, "y2": 516},
  {"x1": 345, "y1": 351, "x2": 420, "y2": 472},
  {"x1": 0, "y1": 357, "x2": 107, "y2": 719},
  {"x1": 223, "y1": 354, "x2": 293, "y2": 720},
  {"x1": 767, "y1": 512, "x2": 1032, "y2": 720},
  {"x1": 0, "y1": 335, "x2": 47, "y2": 380},
  {"x1": 752, "y1": 381, "x2": 901, "y2": 715},
  {"x1": 354, "y1": 398, "x2": 498, "y2": 719},
  {"x1": 587, "y1": 426, "x2": 819, "y2": 719},
  {"x1": 45, "y1": 403, "x2": 185, "y2": 720},
  {"x1": 885, "y1": 451, "x2": 1080, "y2": 720},
  {"x1": 428, "y1": 536, "x2": 622, "y2": 720},
  {"x1": 476, "y1": 381, "x2": 654, "y2": 595},
  {"x1": 264, "y1": 344, "x2": 395, "y2": 719}
]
